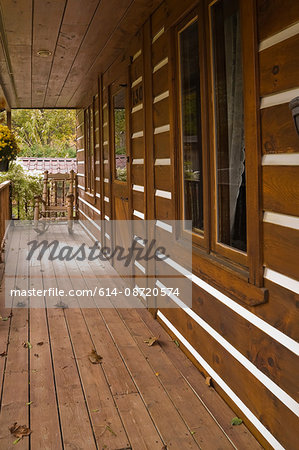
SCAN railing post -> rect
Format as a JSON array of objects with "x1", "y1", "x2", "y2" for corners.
[{"x1": 67, "y1": 193, "x2": 74, "y2": 233}]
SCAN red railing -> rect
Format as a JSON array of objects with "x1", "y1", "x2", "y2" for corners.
[{"x1": 0, "y1": 180, "x2": 12, "y2": 261}]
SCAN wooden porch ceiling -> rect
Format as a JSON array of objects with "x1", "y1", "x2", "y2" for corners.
[
  {"x1": 0, "y1": 223, "x2": 262, "y2": 449},
  {"x1": 0, "y1": 0, "x2": 161, "y2": 109}
]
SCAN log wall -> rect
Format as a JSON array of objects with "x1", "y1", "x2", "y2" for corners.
[{"x1": 76, "y1": 1, "x2": 299, "y2": 447}]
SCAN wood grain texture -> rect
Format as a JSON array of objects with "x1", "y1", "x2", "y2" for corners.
[
  {"x1": 257, "y1": 0, "x2": 299, "y2": 41},
  {"x1": 262, "y1": 166, "x2": 299, "y2": 216},
  {"x1": 261, "y1": 103, "x2": 299, "y2": 154},
  {"x1": 263, "y1": 222, "x2": 299, "y2": 280},
  {"x1": 259, "y1": 34, "x2": 299, "y2": 96}
]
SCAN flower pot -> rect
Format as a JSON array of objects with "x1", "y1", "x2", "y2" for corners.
[{"x1": 0, "y1": 159, "x2": 9, "y2": 172}]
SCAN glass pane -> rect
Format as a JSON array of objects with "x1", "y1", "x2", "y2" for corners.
[
  {"x1": 179, "y1": 19, "x2": 204, "y2": 232},
  {"x1": 113, "y1": 88, "x2": 127, "y2": 182},
  {"x1": 211, "y1": 0, "x2": 246, "y2": 252}
]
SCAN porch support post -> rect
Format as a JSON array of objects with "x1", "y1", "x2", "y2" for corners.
[{"x1": 6, "y1": 110, "x2": 11, "y2": 129}]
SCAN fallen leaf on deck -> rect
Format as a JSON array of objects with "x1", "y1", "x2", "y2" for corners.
[
  {"x1": 1, "y1": 316, "x2": 8, "y2": 321},
  {"x1": 88, "y1": 349, "x2": 102, "y2": 364},
  {"x1": 191, "y1": 431, "x2": 196, "y2": 435},
  {"x1": 22, "y1": 341, "x2": 32, "y2": 349},
  {"x1": 155, "y1": 372, "x2": 159, "y2": 377},
  {"x1": 174, "y1": 340, "x2": 180, "y2": 347},
  {"x1": 37, "y1": 342, "x2": 44, "y2": 346},
  {"x1": 231, "y1": 417, "x2": 243, "y2": 426},
  {"x1": 9, "y1": 423, "x2": 32, "y2": 439},
  {"x1": 26, "y1": 401, "x2": 33, "y2": 406},
  {"x1": 106, "y1": 425, "x2": 117, "y2": 437},
  {"x1": 13, "y1": 438, "x2": 21, "y2": 445},
  {"x1": 143, "y1": 337, "x2": 158, "y2": 346},
  {"x1": 205, "y1": 376, "x2": 212, "y2": 386},
  {"x1": 0, "y1": 351, "x2": 7, "y2": 357},
  {"x1": 91, "y1": 408, "x2": 100, "y2": 412},
  {"x1": 34, "y1": 354, "x2": 39, "y2": 358}
]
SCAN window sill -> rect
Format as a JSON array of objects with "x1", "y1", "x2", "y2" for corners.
[{"x1": 191, "y1": 246, "x2": 268, "y2": 307}]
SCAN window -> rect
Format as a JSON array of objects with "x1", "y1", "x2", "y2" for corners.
[
  {"x1": 211, "y1": 0, "x2": 246, "y2": 252},
  {"x1": 176, "y1": 1, "x2": 253, "y2": 271},
  {"x1": 113, "y1": 88, "x2": 127, "y2": 182},
  {"x1": 178, "y1": 17, "x2": 204, "y2": 233},
  {"x1": 84, "y1": 103, "x2": 95, "y2": 193}
]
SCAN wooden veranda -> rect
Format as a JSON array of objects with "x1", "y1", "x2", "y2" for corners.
[{"x1": 0, "y1": 222, "x2": 261, "y2": 450}]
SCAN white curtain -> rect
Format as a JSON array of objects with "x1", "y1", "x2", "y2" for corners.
[{"x1": 224, "y1": 12, "x2": 245, "y2": 233}]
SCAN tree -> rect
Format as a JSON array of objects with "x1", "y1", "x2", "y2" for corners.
[
  {"x1": 0, "y1": 162, "x2": 43, "y2": 219},
  {"x1": 12, "y1": 109, "x2": 76, "y2": 158}
]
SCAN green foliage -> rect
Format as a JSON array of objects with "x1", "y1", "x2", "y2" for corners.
[
  {"x1": 231, "y1": 417, "x2": 243, "y2": 426},
  {"x1": 0, "y1": 162, "x2": 43, "y2": 220},
  {"x1": 114, "y1": 109, "x2": 126, "y2": 155},
  {"x1": 0, "y1": 124, "x2": 20, "y2": 162},
  {"x1": 12, "y1": 109, "x2": 76, "y2": 157},
  {"x1": 116, "y1": 167, "x2": 127, "y2": 182}
]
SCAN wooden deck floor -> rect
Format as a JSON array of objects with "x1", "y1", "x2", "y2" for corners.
[{"x1": 0, "y1": 223, "x2": 262, "y2": 449}]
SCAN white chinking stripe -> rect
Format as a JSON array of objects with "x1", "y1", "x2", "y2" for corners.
[
  {"x1": 155, "y1": 253, "x2": 299, "y2": 354},
  {"x1": 79, "y1": 220, "x2": 97, "y2": 242},
  {"x1": 133, "y1": 184, "x2": 144, "y2": 192},
  {"x1": 132, "y1": 131, "x2": 144, "y2": 139},
  {"x1": 157, "y1": 311, "x2": 284, "y2": 450},
  {"x1": 155, "y1": 158, "x2": 171, "y2": 165},
  {"x1": 104, "y1": 215, "x2": 110, "y2": 221},
  {"x1": 154, "y1": 90, "x2": 169, "y2": 104},
  {"x1": 77, "y1": 184, "x2": 84, "y2": 190},
  {"x1": 135, "y1": 284, "x2": 146, "y2": 300},
  {"x1": 155, "y1": 189, "x2": 172, "y2": 199},
  {"x1": 263, "y1": 211, "x2": 299, "y2": 230},
  {"x1": 132, "y1": 104, "x2": 143, "y2": 113},
  {"x1": 105, "y1": 233, "x2": 111, "y2": 240},
  {"x1": 259, "y1": 22, "x2": 299, "y2": 52},
  {"x1": 260, "y1": 88, "x2": 299, "y2": 109},
  {"x1": 76, "y1": 148, "x2": 84, "y2": 153},
  {"x1": 156, "y1": 220, "x2": 173, "y2": 233},
  {"x1": 95, "y1": 193, "x2": 101, "y2": 199},
  {"x1": 152, "y1": 26, "x2": 164, "y2": 44},
  {"x1": 262, "y1": 153, "x2": 299, "y2": 165},
  {"x1": 104, "y1": 178, "x2": 109, "y2": 183},
  {"x1": 95, "y1": 161, "x2": 100, "y2": 165},
  {"x1": 79, "y1": 197, "x2": 101, "y2": 215},
  {"x1": 131, "y1": 76, "x2": 142, "y2": 88},
  {"x1": 133, "y1": 235, "x2": 146, "y2": 247},
  {"x1": 153, "y1": 57, "x2": 168, "y2": 74},
  {"x1": 154, "y1": 124, "x2": 170, "y2": 135},
  {"x1": 76, "y1": 135, "x2": 83, "y2": 141},
  {"x1": 132, "y1": 49, "x2": 141, "y2": 61},
  {"x1": 133, "y1": 210, "x2": 144, "y2": 219},
  {"x1": 79, "y1": 209, "x2": 101, "y2": 232},
  {"x1": 134, "y1": 260, "x2": 146, "y2": 274},
  {"x1": 104, "y1": 196, "x2": 110, "y2": 203},
  {"x1": 103, "y1": 103, "x2": 107, "y2": 110},
  {"x1": 77, "y1": 161, "x2": 84, "y2": 164},
  {"x1": 156, "y1": 280, "x2": 299, "y2": 417},
  {"x1": 95, "y1": 143, "x2": 99, "y2": 149},
  {"x1": 132, "y1": 158, "x2": 144, "y2": 164},
  {"x1": 77, "y1": 173, "x2": 84, "y2": 177},
  {"x1": 95, "y1": 177, "x2": 100, "y2": 181},
  {"x1": 264, "y1": 268, "x2": 299, "y2": 294},
  {"x1": 103, "y1": 121, "x2": 108, "y2": 127}
]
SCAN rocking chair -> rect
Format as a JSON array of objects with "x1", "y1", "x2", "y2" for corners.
[{"x1": 34, "y1": 170, "x2": 77, "y2": 234}]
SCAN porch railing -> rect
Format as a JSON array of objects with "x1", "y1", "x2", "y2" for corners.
[{"x1": 0, "y1": 180, "x2": 12, "y2": 262}]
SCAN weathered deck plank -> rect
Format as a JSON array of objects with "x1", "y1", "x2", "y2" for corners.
[{"x1": 0, "y1": 223, "x2": 262, "y2": 449}]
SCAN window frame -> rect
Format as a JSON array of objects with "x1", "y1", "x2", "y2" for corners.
[
  {"x1": 174, "y1": 0, "x2": 262, "y2": 287},
  {"x1": 84, "y1": 101, "x2": 96, "y2": 196},
  {"x1": 175, "y1": 9, "x2": 210, "y2": 251},
  {"x1": 110, "y1": 79, "x2": 129, "y2": 186}
]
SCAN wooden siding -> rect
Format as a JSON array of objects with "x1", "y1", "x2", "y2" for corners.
[{"x1": 76, "y1": 1, "x2": 299, "y2": 448}]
